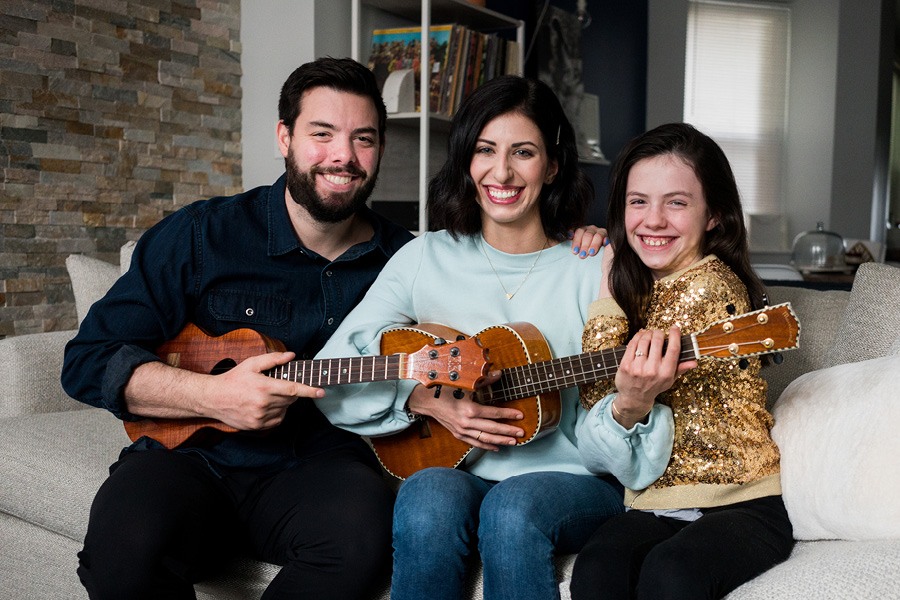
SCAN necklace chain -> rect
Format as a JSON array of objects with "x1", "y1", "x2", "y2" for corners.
[{"x1": 480, "y1": 237, "x2": 547, "y2": 301}]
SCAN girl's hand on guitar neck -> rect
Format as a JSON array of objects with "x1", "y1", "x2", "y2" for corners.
[
  {"x1": 405, "y1": 373, "x2": 525, "y2": 451},
  {"x1": 611, "y1": 327, "x2": 696, "y2": 429}
]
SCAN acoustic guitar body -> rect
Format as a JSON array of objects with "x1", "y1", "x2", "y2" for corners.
[
  {"x1": 123, "y1": 324, "x2": 286, "y2": 449},
  {"x1": 372, "y1": 322, "x2": 561, "y2": 480}
]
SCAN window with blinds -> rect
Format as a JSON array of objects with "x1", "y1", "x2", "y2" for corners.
[{"x1": 684, "y1": 0, "x2": 790, "y2": 216}]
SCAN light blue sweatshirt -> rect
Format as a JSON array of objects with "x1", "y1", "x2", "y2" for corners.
[{"x1": 315, "y1": 231, "x2": 603, "y2": 481}]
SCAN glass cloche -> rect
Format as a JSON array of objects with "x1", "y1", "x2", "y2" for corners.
[{"x1": 791, "y1": 222, "x2": 846, "y2": 272}]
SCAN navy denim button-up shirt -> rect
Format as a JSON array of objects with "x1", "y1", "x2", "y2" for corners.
[{"x1": 62, "y1": 174, "x2": 413, "y2": 471}]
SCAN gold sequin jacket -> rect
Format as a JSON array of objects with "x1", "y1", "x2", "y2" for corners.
[{"x1": 579, "y1": 256, "x2": 782, "y2": 510}]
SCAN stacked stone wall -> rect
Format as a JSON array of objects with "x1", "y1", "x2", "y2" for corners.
[{"x1": 0, "y1": 0, "x2": 242, "y2": 337}]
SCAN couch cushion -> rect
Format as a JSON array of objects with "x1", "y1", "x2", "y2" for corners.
[
  {"x1": 0, "y1": 330, "x2": 83, "y2": 418},
  {"x1": 771, "y1": 353, "x2": 900, "y2": 541},
  {"x1": 825, "y1": 262, "x2": 900, "y2": 367},
  {"x1": 763, "y1": 285, "x2": 849, "y2": 407},
  {"x1": 0, "y1": 511, "x2": 84, "y2": 600},
  {"x1": 0, "y1": 408, "x2": 126, "y2": 542},
  {"x1": 723, "y1": 539, "x2": 900, "y2": 599}
]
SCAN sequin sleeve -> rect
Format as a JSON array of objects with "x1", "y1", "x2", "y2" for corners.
[{"x1": 579, "y1": 297, "x2": 629, "y2": 410}]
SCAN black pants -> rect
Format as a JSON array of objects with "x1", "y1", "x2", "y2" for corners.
[
  {"x1": 569, "y1": 495, "x2": 794, "y2": 600},
  {"x1": 77, "y1": 446, "x2": 394, "y2": 600}
]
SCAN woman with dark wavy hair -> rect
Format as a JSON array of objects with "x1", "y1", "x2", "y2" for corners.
[
  {"x1": 428, "y1": 75, "x2": 593, "y2": 241},
  {"x1": 570, "y1": 123, "x2": 793, "y2": 600},
  {"x1": 316, "y1": 76, "x2": 626, "y2": 600}
]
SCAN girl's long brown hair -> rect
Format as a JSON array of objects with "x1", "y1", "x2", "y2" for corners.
[{"x1": 606, "y1": 123, "x2": 767, "y2": 336}]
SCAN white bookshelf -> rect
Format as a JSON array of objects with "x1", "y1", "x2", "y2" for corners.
[{"x1": 351, "y1": 0, "x2": 524, "y2": 233}]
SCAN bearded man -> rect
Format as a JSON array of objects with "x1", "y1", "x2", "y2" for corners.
[{"x1": 62, "y1": 57, "x2": 413, "y2": 600}]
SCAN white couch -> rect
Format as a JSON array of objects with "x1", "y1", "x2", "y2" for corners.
[{"x1": 1, "y1": 246, "x2": 898, "y2": 599}]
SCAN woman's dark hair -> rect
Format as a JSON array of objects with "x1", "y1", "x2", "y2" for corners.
[
  {"x1": 278, "y1": 57, "x2": 387, "y2": 142},
  {"x1": 427, "y1": 75, "x2": 593, "y2": 240},
  {"x1": 606, "y1": 122, "x2": 767, "y2": 335}
]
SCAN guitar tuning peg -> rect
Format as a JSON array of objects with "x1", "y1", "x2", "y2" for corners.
[
  {"x1": 738, "y1": 358, "x2": 749, "y2": 370},
  {"x1": 453, "y1": 389, "x2": 465, "y2": 399},
  {"x1": 456, "y1": 334, "x2": 466, "y2": 341},
  {"x1": 726, "y1": 304, "x2": 736, "y2": 315},
  {"x1": 762, "y1": 293, "x2": 770, "y2": 307},
  {"x1": 772, "y1": 353, "x2": 784, "y2": 365},
  {"x1": 433, "y1": 337, "x2": 446, "y2": 346},
  {"x1": 433, "y1": 385, "x2": 442, "y2": 398}
]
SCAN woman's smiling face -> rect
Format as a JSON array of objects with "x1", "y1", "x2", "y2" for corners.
[
  {"x1": 469, "y1": 111, "x2": 557, "y2": 229},
  {"x1": 624, "y1": 153, "x2": 718, "y2": 279}
]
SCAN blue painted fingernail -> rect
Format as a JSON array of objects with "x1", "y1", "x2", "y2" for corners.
[
  {"x1": 603, "y1": 239, "x2": 610, "y2": 246},
  {"x1": 567, "y1": 231, "x2": 574, "y2": 239},
  {"x1": 589, "y1": 248, "x2": 596, "y2": 255},
  {"x1": 580, "y1": 251, "x2": 587, "y2": 258},
  {"x1": 572, "y1": 246, "x2": 580, "y2": 254}
]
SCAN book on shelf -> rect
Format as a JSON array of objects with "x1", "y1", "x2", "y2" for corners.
[
  {"x1": 369, "y1": 24, "x2": 521, "y2": 117},
  {"x1": 368, "y1": 24, "x2": 454, "y2": 114}
]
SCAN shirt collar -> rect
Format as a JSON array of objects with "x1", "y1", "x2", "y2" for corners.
[{"x1": 266, "y1": 173, "x2": 395, "y2": 260}]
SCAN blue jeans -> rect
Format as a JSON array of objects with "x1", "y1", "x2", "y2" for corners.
[{"x1": 391, "y1": 468, "x2": 624, "y2": 600}]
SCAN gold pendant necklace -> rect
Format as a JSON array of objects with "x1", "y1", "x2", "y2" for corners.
[{"x1": 480, "y1": 237, "x2": 547, "y2": 301}]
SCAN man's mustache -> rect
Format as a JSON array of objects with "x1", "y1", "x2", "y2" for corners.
[{"x1": 313, "y1": 165, "x2": 367, "y2": 178}]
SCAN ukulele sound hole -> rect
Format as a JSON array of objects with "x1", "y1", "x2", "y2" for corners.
[{"x1": 211, "y1": 358, "x2": 237, "y2": 375}]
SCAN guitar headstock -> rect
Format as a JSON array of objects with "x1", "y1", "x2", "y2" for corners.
[
  {"x1": 692, "y1": 303, "x2": 800, "y2": 360},
  {"x1": 405, "y1": 336, "x2": 492, "y2": 390}
]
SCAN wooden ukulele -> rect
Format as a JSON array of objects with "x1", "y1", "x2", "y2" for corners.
[
  {"x1": 124, "y1": 322, "x2": 491, "y2": 449},
  {"x1": 371, "y1": 303, "x2": 801, "y2": 480}
]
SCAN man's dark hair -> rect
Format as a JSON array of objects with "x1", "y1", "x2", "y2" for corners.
[{"x1": 278, "y1": 57, "x2": 387, "y2": 142}]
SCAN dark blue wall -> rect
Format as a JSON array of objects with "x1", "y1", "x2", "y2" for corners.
[{"x1": 487, "y1": 0, "x2": 648, "y2": 227}]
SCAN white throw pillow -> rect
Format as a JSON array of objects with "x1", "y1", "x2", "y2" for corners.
[
  {"x1": 771, "y1": 353, "x2": 900, "y2": 541},
  {"x1": 66, "y1": 241, "x2": 137, "y2": 325},
  {"x1": 65, "y1": 254, "x2": 120, "y2": 325},
  {"x1": 120, "y1": 240, "x2": 136, "y2": 275}
]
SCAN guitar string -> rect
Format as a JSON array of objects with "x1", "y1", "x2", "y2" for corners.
[
  {"x1": 268, "y1": 312, "x2": 785, "y2": 396},
  {"x1": 266, "y1": 355, "x2": 403, "y2": 384},
  {"x1": 483, "y1": 341, "x2": 774, "y2": 403},
  {"x1": 480, "y1": 311, "x2": 792, "y2": 402}
]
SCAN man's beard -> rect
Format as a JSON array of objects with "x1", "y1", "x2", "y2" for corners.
[{"x1": 284, "y1": 149, "x2": 378, "y2": 223}]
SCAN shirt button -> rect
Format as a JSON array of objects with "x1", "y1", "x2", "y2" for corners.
[
  {"x1": 327, "y1": 317, "x2": 334, "y2": 325},
  {"x1": 326, "y1": 270, "x2": 333, "y2": 277},
  {"x1": 245, "y1": 308, "x2": 254, "y2": 316}
]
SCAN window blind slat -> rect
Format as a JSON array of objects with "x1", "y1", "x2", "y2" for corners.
[{"x1": 684, "y1": 1, "x2": 790, "y2": 215}]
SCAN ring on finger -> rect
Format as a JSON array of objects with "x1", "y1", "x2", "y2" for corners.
[
  {"x1": 476, "y1": 431, "x2": 483, "y2": 441},
  {"x1": 635, "y1": 350, "x2": 644, "y2": 357}
]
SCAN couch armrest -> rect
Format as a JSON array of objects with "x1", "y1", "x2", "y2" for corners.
[{"x1": 0, "y1": 330, "x2": 87, "y2": 418}]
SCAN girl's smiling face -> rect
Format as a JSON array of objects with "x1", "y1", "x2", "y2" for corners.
[
  {"x1": 469, "y1": 112, "x2": 557, "y2": 230},
  {"x1": 624, "y1": 153, "x2": 718, "y2": 279}
]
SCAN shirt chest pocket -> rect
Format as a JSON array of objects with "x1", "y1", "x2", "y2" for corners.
[{"x1": 208, "y1": 289, "x2": 291, "y2": 327}]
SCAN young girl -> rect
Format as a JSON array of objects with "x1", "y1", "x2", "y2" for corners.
[{"x1": 570, "y1": 123, "x2": 794, "y2": 600}]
